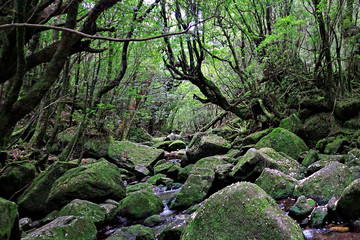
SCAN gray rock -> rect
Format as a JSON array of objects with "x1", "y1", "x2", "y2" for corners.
[{"x1": 289, "y1": 195, "x2": 316, "y2": 219}]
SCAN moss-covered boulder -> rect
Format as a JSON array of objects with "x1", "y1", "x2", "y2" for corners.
[
  {"x1": 302, "y1": 149, "x2": 319, "y2": 167},
  {"x1": 147, "y1": 174, "x2": 166, "y2": 185},
  {"x1": 0, "y1": 161, "x2": 36, "y2": 199},
  {"x1": 186, "y1": 135, "x2": 231, "y2": 164},
  {"x1": 294, "y1": 162, "x2": 354, "y2": 205},
  {"x1": 154, "y1": 161, "x2": 178, "y2": 175},
  {"x1": 126, "y1": 183, "x2": 153, "y2": 194},
  {"x1": 279, "y1": 114, "x2": 303, "y2": 136},
  {"x1": 159, "y1": 225, "x2": 184, "y2": 240},
  {"x1": 118, "y1": 190, "x2": 163, "y2": 219},
  {"x1": 309, "y1": 206, "x2": 328, "y2": 228},
  {"x1": 336, "y1": 178, "x2": 360, "y2": 220},
  {"x1": 17, "y1": 162, "x2": 77, "y2": 218},
  {"x1": 134, "y1": 164, "x2": 150, "y2": 179},
  {"x1": 0, "y1": 198, "x2": 18, "y2": 240},
  {"x1": 231, "y1": 148, "x2": 304, "y2": 181},
  {"x1": 57, "y1": 199, "x2": 106, "y2": 227},
  {"x1": 106, "y1": 224, "x2": 155, "y2": 240},
  {"x1": 108, "y1": 141, "x2": 164, "y2": 168},
  {"x1": 242, "y1": 129, "x2": 272, "y2": 145},
  {"x1": 255, "y1": 127, "x2": 309, "y2": 160},
  {"x1": 99, "y1": 200, "x2": 119, "y2": 222},
  {"x1": 304, "y1": 113, "x2": 339, "y2": 147},
  {"x1": 177, "y1": 164, "x2": 194, "y2": 182},
  {"x1": 170, "y1": 167, "x2": 215, "y2": 210},
  {"x1": 22, "y1": 216, "x2": 96, "y2": 240},
  {"x1": 46, "y1": 160, "x2": 126, "y2": 212},
  {"x1": 181, "y1": 182, "x2": 304, "y2": 240},
  {"x1": 334, "y1": 97, "x2": 360, "y2": 121},
  {"x1": 168, "y1": 140, "x2": 186, "y2": 151},
  {"x1": 255, "y1": 168, "x2": 298, "y2": 200},
  {"x1": 289, "y1": 195, "x2": 316, "y2": 219}
]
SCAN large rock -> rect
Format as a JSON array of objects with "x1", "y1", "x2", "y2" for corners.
[
  {"x1": 304, "y1": 113, "x2": 339, "y2": 147},
  {"x1": 46, "y1": 160, "x2": 126, "y2": 212},
  {"x1": 231, "y1": 148, "x2": 304, "y2": 181},
  {"x1": 108, "y1": 141, "x2": 164, "y2": 168},
  {"x1": 255, "y1": 127, "x2": 309, "y2": 160},
  {"x1": 334, "y1": 98, "x2": 360, "y2": 121},
  {"x1": 185, "y1": 135, "x2": 231, "y2": 164},
  {"x1": 0, "y1": 161, "x2": 36, "y2": 199},
  {"x1": 0, "y1": 198, "x2": 18, "y2": 240},
  {"x1": 22, "y1": 216, "x2": 96, "y2": 240},
  {"x1": 294, "y1": 162, "x2": 354, "y2": 205},
  {"x1": 106, "y1": 224, "x2": 155, "y2": 240},
  {"x1": 17, "y1": 162, "x2": 77, "y2": 217},
  {"x1": 181, "y1": 182, "x2": 304, "y2": 240},
  {"x1": 279, "y1": 114, "x2": 303, "y2": 136},
  {"x1": 255, "y1": 168, "x2": 298, "y2": 199},
  {"x1": 336, "y1": 179, "x2": 360, "y2": 220},
  {"x1": 118, "y1": 190, "x2": 163, "y2": 219},
  {"x1": 57, "y1": 199, "x2": 106, "y2": 227}
]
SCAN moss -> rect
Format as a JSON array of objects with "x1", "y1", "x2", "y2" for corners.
[
  {"x1": 181, "y1": 182, "x2": 304, "y2": 240},
  {"x1": 154, "y1": 161, "x2": 177, "y2": 175},
  {"x1": 143, "y1": 215, "x2": 163, "y2": 227},
  {"x1": 336, "y1": 178, "x2": 360, "y2": 220},
  {"x1": 118, "y1": 191, "x2": 163, "y2": 219},
  {"x1": 0, "y1": 198, "x2": 18, "y2": 240},
  {"x1": 242, "y1": 129, "x2": 272, "y2": 145},
  {"x1": 324, "y1": 136, "x2": 346, "y2": 154},
  {"x1": 126, "y1": 183, "x2": 153, "y2": 194},
  {"x1": 168, "y1": 140, "x2": 186, "y2": 151},
  {"x1": 178, "y1": 165, "x2": 194, "y2": 182},
  {"x1": 279, "y1": 114, "x2": 303, "y2": 135},
  {"x1": 302, "y1": 149, "x2": 319, "y2": 167},
  {"x1": 107, "y1": 224, "x2": 155, "y2": 240},
  {"x1": 255, "y1": 127, "x2": 309, "y2": 160},
  {"x1": 148, "y1": 174, "x2": 166, "y2": 184},
  {"x1": 309, "y1": 206, "x2": 328, "y2": 228},
  {"x1": 194, "y1": 155, "x2": 227, "y2": 170},
  {"x1": 304, "y1": 113, "x2": 339, "y2": 147}
]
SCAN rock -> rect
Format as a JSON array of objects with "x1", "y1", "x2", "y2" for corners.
[
  {"x1": 231, "y1": 148, "x2": 305, "y2": 181},
  {"x1": 242, "y1": 129, "x2": 272, "y2": 145},
  {"x1": 324, "y1": 136, "x2": 346, "y2": 154},
  {"x1": 147, "y1": 174, "x2": 166, "y2": 185},
  {"x1": 0, "y1": 198, "x2": 18, "y2": 240},
  {"x1": 336, "y1": 178, "x2": 360, "y2": 220},
  {"x1": 186, "y1": 135, "x2": 231, "y2": 164},
  {"x1": 306, "y1": 154, "x2": 342, "y2": 175},
  {"x1": 279, "y1": 114, "x2": 303, "y2": 136},
  {"x1": 46, "y1": 160, "x2": 126, "y2": 212},
  {"x1": 57, "y1": 199, "x2": 106, "y2": 227},
  {"x1": 302, "y1": 149, "x2": 319, "y2": 167},
  {"x1": 167, "y1": 163, "x2": 181, "y2": 180},
  {"x1": 83, "y1": 136, "x2": 111, "y2": 159},
  {"x1": 255, "y1": 168, "x2": 298, "y2": 200},
  {"x1": 152, "y1": 140, "x2": 173, "y2": 151},
  {"x1": 170, "y1": 167, "x2": 215, "y2": 210},
  {"x1": 309, "y1": 206, "x2": 328, "y2": 228},
  {"x1": 134, "y1": 165, "x2": 150, "y2": 179},
  {"x1": 158, "y1": 225, "x2": 184, "y2": 240},
  {"x1": 99, "y1": 201, "x2": 119, "y2": 222},
  {"x1": 181, "y1": 182, "x2": 304, "y2": 240},
  {"x1": 118, "y1": 190, "x2": 163, "y2": 219},
  {"x1": 350, "y1": 166, "x2": 360, "y2": 179},
  {"x1": 188, "y1": 132, "x2": 207, "y2": 148},
  {"x1": 168, "y1": 140, "x2": 186, "y2": 151},
  {"x1": 177, "y1": 164, "x2": 194, "y2": 182},
  {"x1": 255, "y1": 127, "x2": 309, "y2": 160},
  {"x1": 154, "y1": 161, "x2": 178, "y2": 175},
  {"x1": 21, "y1": 216, "x2": 96, "y2": 240},
  {"x1": 19, "y1": 217, "x2": 32, "y2": 231},
  {"x1": 17, "y1": 162, "x2": 77, "y2": 218},
  {"x1": 294, "y1": 162, "x2": 354, "y2": 205},
  {"x1": 0, "y1": 161, "x2": 36, "y2": 199},
  {"x1": 143, "y1": 215, "x2": 164, "y2": 227},
  {"x1": 126, "y1": 183, "x2": 153, "y2": 194},
  {"x1": 334, "y1": 98, "x2": 360, "y2": 121},
  {"x1": 128, "y1": 127, "x2": 153, "y2": 143},
  {"x1": 289, "y1": 195, "x2": 316, "y2": 219},
  {"x1": 108, "y1": 141, "x2": 164, "y2": 168},
  {"x1": 106, "y1": 224, "x2": 155, "y2": 240},
  {"x1": 304, "y1": 113, "x2": 339, "y2": 147}
]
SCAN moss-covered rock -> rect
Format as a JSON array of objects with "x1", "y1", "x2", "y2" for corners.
[
  {"x1": 17, "y1": 162, "x2": 77, "y2": 218},
  {"x1": 118, "y1": 190, "x2": 163, "y2": 219},
  {"x1": 22, "y1": 216, "x2": 96, "y2": 240},
  {"x1": 255, "y1": 127, "x2": 309, "y2": 160},
  {"x1": 294, "y1": 162, "x2": 354, "y2": 205},
  {"x1": 334, "y1": 97, "x2": 360, "y2": 121},
  {"x1": 289, "y1": 195, "x2": 316, "y2": 219},
  {"x1": 46, "y1": 160, "x2": 126, "y2": 212},
  {"x1": 309, "y1": 206, "x2": 328, "y2": 228},
  {"x1": 177, "y1": 165, "x2": 194, "y2": 182},
  {"x1": 126, "y1": 183, "x2": 153, "y2": 194},
  {"x1": 279, "y1": 114, "x2": 303, "y2": 136},
  {"x1": 108, "y1": 141, "x2": 164, "y2": 168},
  {"x1": 57, "y1": 199, "x2": 106, "y2": 227},
  {"x1": 134, "y1": 164, "x2": 150, "y2": 179},
  {"x1": 255, "y1": 168, "x2": 298, "y2": 199},
  {"x1": 0, "y1": 198, "x2": 18, "y2": 240},
  {"x1": 154, "y1": 161, "x2": 178, "y2": 175},
  {"x1": 186, "y1": 135, "x2": 231, "y2": 164},
  {"x1": 106, "y1": 224, "x2": 155, "y2": 240},
  {"x1": 302, "y1": 149, "x2": 319, "y2": 167},
  {"x1": 336, "y1": 178, "x2": 360, "y2": 220},
  {"x1": 143, "y1": 215, "x2": 164, "y2": 227},
  {"x1": 128, "y1": 127, "x2": 153, "y2": 143},
  {"x1": 99, "y1": 201, "x2": 119, "y2": 222},
  {"x1": 231, "y1": 148, "x2": 305, "y2": 181},
  {"x1": 152, "y1": 140, "x2": 173, "y2": 150},
  {"x1": 0, "y1": 161, "x2": 36, "y2": 199},
  {"x1": 147, "y1": 174, "x2": 166, "y2": 185},
  {"x1": 324, "y1": 136, "x2": 346, "y2": 154},
  {"x1": 306, "y1": 154, "x2": 343, "y2": 175},
  {"x1": 242, "y1": 129, "x2": 272, "y2": 146},
  {"x1": 181, "y1": 182, "x2": 304, "y2": 240},
  {"x1": 168, "y1": 140, "x2": 186, "y2": 151},
  {"x1": 158, "y1": 225, "x2": 184, "y2": 240},
  {"x1": 170, "y1": 167, "x2": 215, "y2": 210},
  {"x1": 304, "y1": 113, "x2": 339, "y2": 147}
]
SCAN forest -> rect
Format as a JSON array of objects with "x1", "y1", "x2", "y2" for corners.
[{"x1": 1, "y1": 0, "x2": 360, "y2": 239}]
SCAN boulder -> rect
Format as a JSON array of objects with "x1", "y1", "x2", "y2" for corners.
[
  {"x1": 46, "y1": 160, "x2": 126, "y2": 212},
  {"x1": 126, "y1": 183, "x2": 153, "y2": 194},
  {"x1": 279, "y1": 114, "x2": 303, "y2": 136},
  {"x1": 242, "y1": 129, "x2": 272, "y2": 145},
  {"x1": 0, "y1": 161, "x2": 36, "y2": 199},
  {"x1": 255, "y1": 127, "x2": 309, "y2": 160},
  {"x1": 336, "y1": 178, "x2": 360, "y2": 220},
  {"x1": 158, "y1": 225, "x2": 184, "y2": 240},
  {"x1": 185, "y1": 135, "x2": 231, "y2": 164},
  {"x1": 170, "y1": 168, "x2": 215, "y2": 210},
  {"x1": 0, "y1": 198, "x2": 18, "y2": 240},
  {"x1": 334, "y1": 98, "x2": 360, "y2": 121},
  {"x1": 294, "y1": 162, "x2": 354, "y2": 205},
  {"x1": 304, "y1": 113, "x2": 339, "y2": 147},
  {"x1": 324, "y1": 136, "x2": 347, "y2": 154},
  {"x1": 231, "y1": 148, "x2": 304, "y2": 181},
  {"x1": 134, "y1": 164, "x2": 150, "y2": 179},
  {"x1": 154, "y1": 161, "x2": 178, "y2": 175},
  {"x1": 168, "y1": 140, "x2": 186, "y2": 151},
  {"x1": 17, "y1": 162, "x2": 77, "y2": 217},
  {"x1": 21, "y1": 216, "x2": 96, "y2": 240},
  {"x1": 99, "y1": 200, "x2": 119, "y2": 222},
  {"x1": 289, "y1": 195, "x2": 316, "y2": 219},
  {"x1": 57, "y1": 199, "x2": 106, "y2": 227},
  {"x1": 309, "y1": 206, "x2": 328, "y2": 228},
  {"x1": 106, "y1": 224, "x2": 155, "y2": 240},
  {"x1": 108, "y1": 141, "x2": 164, "y2": 168},
  {"x1": 181, "y1": 182, "x2": 304, "y2": 240},
  {"x1": 255, "y1": 168, "x2": 298, "y2": 200},
  {"x1": 177, "y1": 164, "x2": 194, "y2": 182},
  {"x1": 118, "y1": 190, "x2": 163, "y2": 219},
  {"x1": 302, "y1": 149, "x2": 319, "y2": 167}
]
